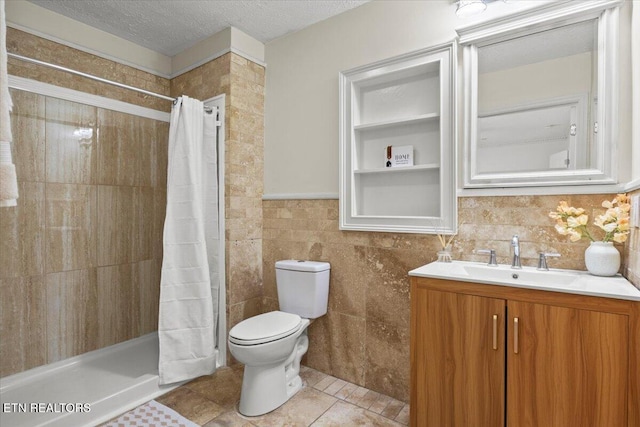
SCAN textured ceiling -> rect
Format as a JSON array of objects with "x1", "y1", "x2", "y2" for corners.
[{"x1": 27, "y1": 0, "x2": 370, "y2": 56}]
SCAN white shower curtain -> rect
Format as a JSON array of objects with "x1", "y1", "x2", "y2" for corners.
[{"x1": 159, "y1": 96, "x2": 219, "y2": 385}]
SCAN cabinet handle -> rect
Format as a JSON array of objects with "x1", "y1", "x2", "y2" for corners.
[
  {"x1": 513, "y1": 317, "x2": 519, "y2": 354},
  {"x1": 492, "y1": 314, "x2": 498, "y2": 350}
]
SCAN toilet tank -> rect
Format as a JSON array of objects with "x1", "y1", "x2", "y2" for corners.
[{"x1": 275, "y1": 260, "x2": 330, "y2": 319}]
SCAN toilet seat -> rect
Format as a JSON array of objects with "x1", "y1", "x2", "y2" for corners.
[{"x1": 229, "y1": 311, "x2": 302, "y2": 346}]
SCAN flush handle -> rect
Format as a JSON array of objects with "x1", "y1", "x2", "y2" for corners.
[{"x1": 492, "y1": 314, "x2": 498, "y2": 350}]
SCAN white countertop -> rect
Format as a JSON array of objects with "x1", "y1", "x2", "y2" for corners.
[{"x1": 409, "y1": 261, "x2": 640, "y2": 302}]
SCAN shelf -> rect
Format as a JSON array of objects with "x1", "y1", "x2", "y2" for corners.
[
  {"x1": 354, "y1": 113, "x2": 440, "y2": 132},
  {"x1": 354, "y1": 164, "x2": 440, "y2": 174},
  {"x1": 339, "y1": 43, "x2": 457, "y2": 234}
]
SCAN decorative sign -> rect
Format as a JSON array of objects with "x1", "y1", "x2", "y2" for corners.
[{"x1": 385, "y1": 145, "x2": 414, "y2": 167}]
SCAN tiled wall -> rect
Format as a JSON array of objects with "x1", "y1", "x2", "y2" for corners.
[
  {"x1": 6, "y1": 28, "x2": 170, "y2": 112},
  {"x1": 171, "y1": 53, "x2": 266, "y2": 342},
  {"x1": 1, "y1": 29, "x2": 171, "y2": 377},
  {"x1": 2, "y1": 28, "x2": 265, "y2": 375},
  {"x1": 623, "y1": 189, "x2": 640, "y2": 287},
  {"x1": 263, "y1": 193, "x2": 633, "y2": 402},
  {"x1": 0, "y1": 89, "x2": 168, "y2": 376}
]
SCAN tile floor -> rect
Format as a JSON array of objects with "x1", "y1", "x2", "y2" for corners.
[{"x1": 149, "y1": 365, "x2": 409, "y2": 426}]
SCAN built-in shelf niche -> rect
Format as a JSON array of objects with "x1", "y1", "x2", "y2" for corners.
[{"x1": 339, "y1": 43, "x2": 457, "y2": 234}]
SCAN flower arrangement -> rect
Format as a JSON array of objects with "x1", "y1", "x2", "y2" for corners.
[{"x1": 549, "y1": 194, "x2": 631, "y2": 243}]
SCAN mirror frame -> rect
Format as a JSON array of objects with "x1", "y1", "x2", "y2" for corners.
[{"x1": 458, "y1": 0, "x2": 621, "y2": 188}]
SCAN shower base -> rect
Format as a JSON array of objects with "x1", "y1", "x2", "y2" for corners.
[{"x1": 0, "y1": 333, "x2": 183, "y2": 427}]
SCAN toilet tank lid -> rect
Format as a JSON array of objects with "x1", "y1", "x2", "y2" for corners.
[{"x1": 276, "y1": 260, "x2": 330, "y2": 272}]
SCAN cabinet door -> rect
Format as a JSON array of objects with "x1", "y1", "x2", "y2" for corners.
[
  {"x1": 507, "y1": 301, "x2": 629, "y2": 427},
  {"x1": 411, "y1": 288, "x2": 505, "y2": 427}
]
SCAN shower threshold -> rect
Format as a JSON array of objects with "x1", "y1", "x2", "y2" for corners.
[{"x1": 0, "y1": 333, "x2": 184, "y2": 427}]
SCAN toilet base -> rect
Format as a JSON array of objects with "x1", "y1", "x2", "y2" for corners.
[{"x1": 238, "y1": 334, "x2": 309, "y2": 416}]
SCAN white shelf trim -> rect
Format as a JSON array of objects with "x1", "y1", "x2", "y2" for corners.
[
  {"x1": 354, "y1": 113, "x2": 439, "y2": 131},
  {"x1": 354, "y1": 164, "x2": 440, "y2": 174}
]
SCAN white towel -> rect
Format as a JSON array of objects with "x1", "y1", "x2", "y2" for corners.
[{"x1": 0, "y1": 0, "x2": 17, "y2": 208}]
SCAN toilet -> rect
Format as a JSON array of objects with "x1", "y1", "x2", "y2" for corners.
[{"x1": 228, "y1": 260, "x2": 330, "y2": 416}]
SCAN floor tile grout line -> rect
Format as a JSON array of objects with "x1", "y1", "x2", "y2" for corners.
[
  {"x1": 314, "y1": 379, "x2": 407, "y2": 425},
  {"x1": 308, "y1": 398, "x2": 342, "y2": 427}
]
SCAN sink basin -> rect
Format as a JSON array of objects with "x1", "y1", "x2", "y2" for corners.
[
  {"x1": 409, "y1": 261, "x2": 640, "y2": 302},
  {"x1": 462, "y1": 265, "x2": 579, "y2": 287}
]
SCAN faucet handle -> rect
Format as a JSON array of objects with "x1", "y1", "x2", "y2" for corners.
[
  {"x1": 475, "y1": 249, "x2": 498, "y2": 266},
  {"x1": 537, "y1": 252, "x2": 561, "y2": 271}
]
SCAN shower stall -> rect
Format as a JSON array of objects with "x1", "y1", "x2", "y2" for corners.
[{"x1": 0, "y1": 66, "x2": 226, "y2": 427}]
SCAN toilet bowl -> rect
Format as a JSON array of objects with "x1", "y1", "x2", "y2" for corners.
[
  {"x1": 228, "y1": 260, "x2": 330, "y2": 416},
  {"x1": 229, "y1": 311, "x2": 310, "y2": 416}
]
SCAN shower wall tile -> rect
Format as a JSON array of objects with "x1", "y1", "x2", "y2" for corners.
[
  {"x1": 45, "y1": 183, "x2": 97, "y2": 273},
  {"x1": 153, "y1": 188, "x2": 167, "y2": 259},
  {"x1": 133, "y1": 186, "x2": 155, "y2": 261},
  {"x1": 96, "y1": 186, "x2": 156, "y2": 266},
  {"x1": 97, "y1": 109, "x2": 156, "y2": 186},
  {"x1": 0, "y1": 276, "x2": 46, "y2": 377},
  {"x1": 46, "y1": 269, "x2": 99, "y2": 363},
  {"x1": 3, "y1": 28, "x2": 170, "y2": 377},
  {"x1": 96, "y1": 185, "x2": 134, "y2": 265},
  {"x1": 97, "y1": 264, "x2": 141, "y2": 347},
  {"x1": 9, "y1": 89, "x2": 46, "y2": 182},
  {"x1": 153, "y1": 121, "x2": 169, "y2": 188},
  {"x1": 45, "y1": 98, "x2": 97, "y2": 184},
  {"x1": 7, "y1": 28, "x2": 171, "y2": 112},
  {"x1": 138, "y1": 259, "x2": 161, "y2": 335},
  {"x1": 0, "y1": 182, "x2": 45, "y2": 278}
]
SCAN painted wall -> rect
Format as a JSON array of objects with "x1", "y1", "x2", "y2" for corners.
[
  {"x1": 262, "y1": 0, "x2": 639, "y2": 403},
  {"x1": 264, "y1": 0, "x2": 636, "y2": 194}
]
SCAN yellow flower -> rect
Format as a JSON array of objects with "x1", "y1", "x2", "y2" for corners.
[
  {"x1": 567, "y1": 214, "x2": 588, "y2": 228},
  {"x1": 549, "y1": 193, "x2": 632, "y2": 243},
  {"x1": 613, "y1": 232, "x2": 628, "y2": 243},
  {"x1": 568, "y1": 229, "x2": 583, "y2": 242}
]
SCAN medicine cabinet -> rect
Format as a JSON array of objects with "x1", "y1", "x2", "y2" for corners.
[
  {"x1": 339, "y1": 43, "x2": 457, "y2": 234},
  {"x1": 458, "y1": 0, "x2": 621, "y2": 188}
]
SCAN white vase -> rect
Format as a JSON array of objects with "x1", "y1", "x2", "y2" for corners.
[{"x1": 584, "y1": 241, "x2": 620, "y2": 277}]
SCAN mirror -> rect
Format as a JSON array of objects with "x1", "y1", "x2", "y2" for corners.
[{"x1": 458, "y1": 1, "x2": 620, "y2": 188}]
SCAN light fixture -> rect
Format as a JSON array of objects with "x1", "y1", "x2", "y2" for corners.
[{"x1": 456, "y1": 0, "x2": 487, "y2": 17}]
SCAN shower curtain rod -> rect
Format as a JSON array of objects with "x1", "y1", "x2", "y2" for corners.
[{"x1": 8, "y1": 52, "x2": 214, "y2": 112}]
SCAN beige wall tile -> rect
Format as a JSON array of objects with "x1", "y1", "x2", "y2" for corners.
[
  {"x1": 45, "y1": 98, "x2": 97, "y2": 184},
  {"x1": 3, "y1": 29, "x2": 173, "y2": 376},
  {"x1": 0, "y1": 182, "x2": 45, "y2": 278},
  {"x1": 46, "y1": 269, "x2": 98, "y2": 363},
  {"x1": 7, "y1": 28, "x2": 170, "y2": 111},
  {"x1": 96, "y1": 185, "x2": 156, "y2": 265},
  {"x1": 97, "y1": 264, "x2": 140, "y2": 347},
  {"x1": 153, "y1": 189, "x2": 167, "y2": 259},
  {"x1": 138, "y1": 259, "x2": 161, "y2": 335},
  {"x1": 45, "y1": 183, "x2": 97, "y2": 273},
  {"x1": 0, "y1": 276, "x2": 46, "y2": 377},
  {"x1": 9, "y1": 89, "x2": 46, "y2": 182},
  {"x1": 153, "y1": 121, "x2": 169, "y2": 188},
  {"x1": 97, "y1": 109, "x2": 156, "y2": 186},
  {"x1": 623, "y1": 188, "x2": 640, "y2": 289},
  {"x1": 364, "y1": 320, "x2": 410, "y2": 403},
  {"x1": 263, "y1": 194, "x2": 632, "y2": 402}
]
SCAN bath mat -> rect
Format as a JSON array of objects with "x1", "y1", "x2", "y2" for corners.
[{"x1": 102, "y1": 400, "x2": 198, "y2": 427}]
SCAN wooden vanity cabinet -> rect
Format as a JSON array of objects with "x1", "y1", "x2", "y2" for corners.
[{"x1": 410, "y1": 277, "x2": 640, "y2": 427}]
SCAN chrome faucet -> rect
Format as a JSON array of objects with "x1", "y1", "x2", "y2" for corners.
[{"x1": 511, "y1": 235, "x2": 522, "y2": 269}]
